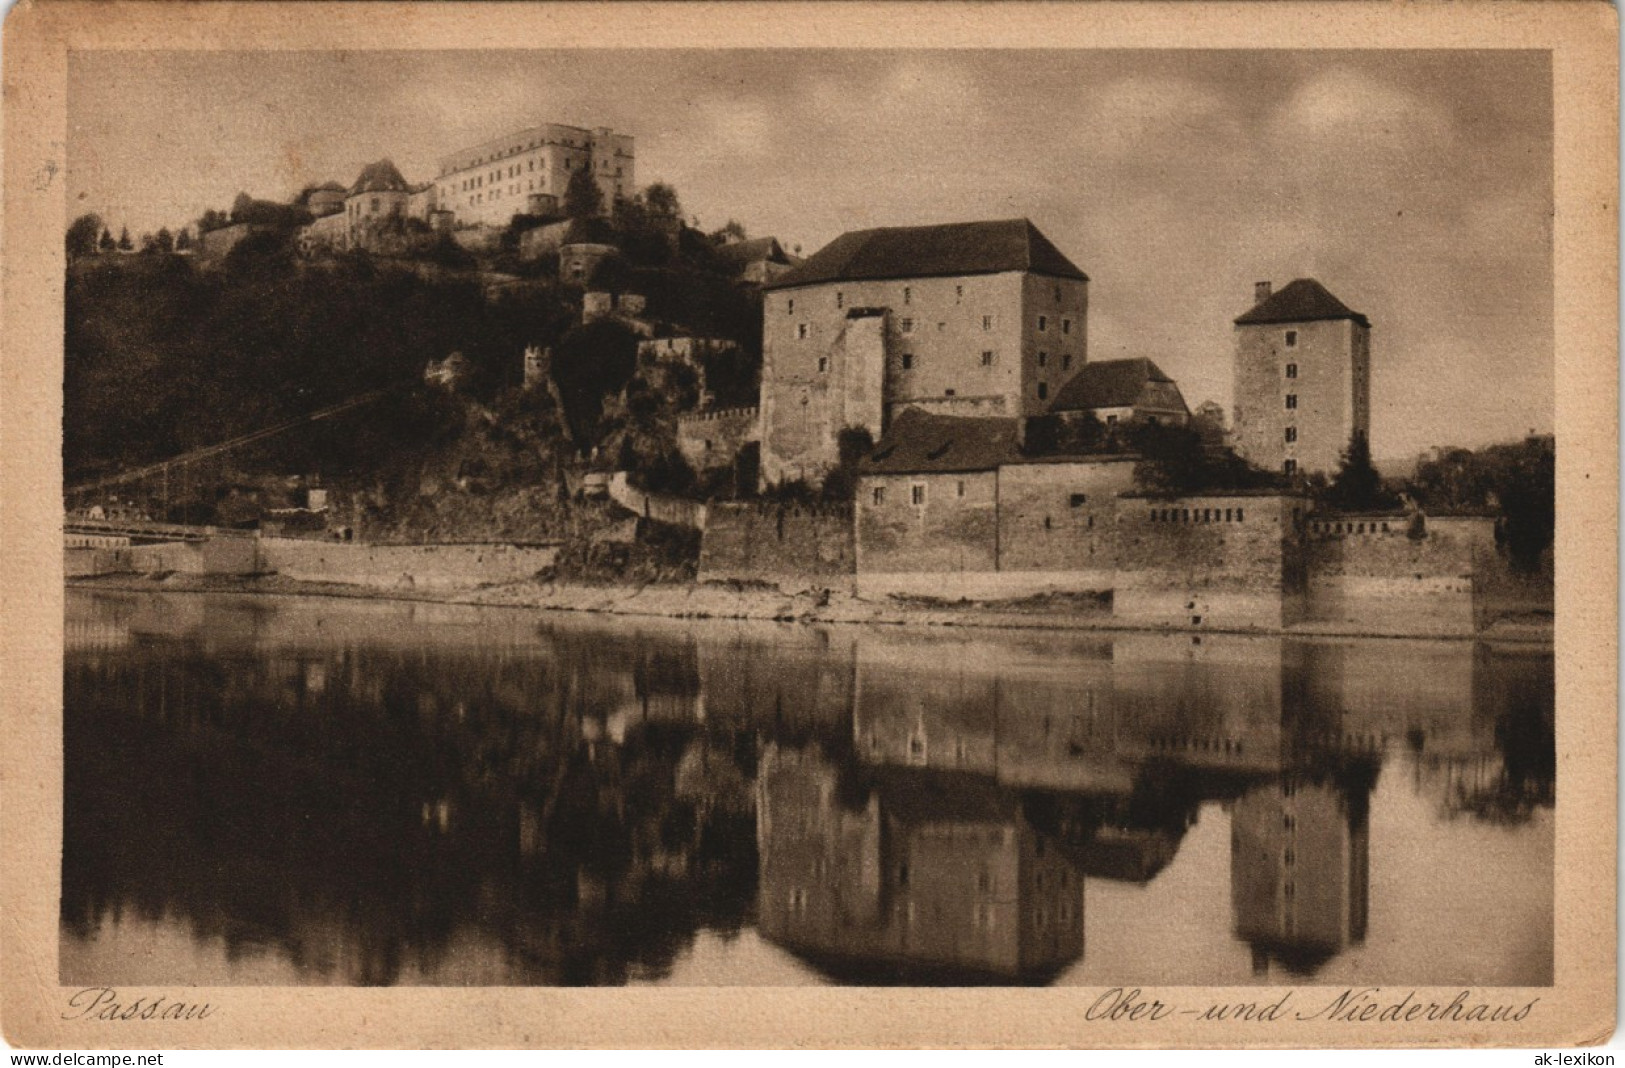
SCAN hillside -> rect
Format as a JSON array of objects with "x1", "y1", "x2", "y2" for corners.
[{"x1": 65, "y1": 197, "x2": 766, "y2": 543}]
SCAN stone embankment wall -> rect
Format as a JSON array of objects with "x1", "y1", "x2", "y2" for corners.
[
  {"x1": 1301, "y1": 515, "x2": 1496, "y2": 634},
  {"x1": 1113, "y1": 494, "x2": 1310, "y2": 630},
  {"x1": 70, "y1": 536, "x2": 558, "y2": 592},
  {"x1": 258, "y1": 538, "x2": 559, "y2": 591},
  {"x1": 607, "y1": 472, "x2": 708, "y2": 529},
  {"x1": 699, "y1": 502, "x2": 855, "y2": 591}
]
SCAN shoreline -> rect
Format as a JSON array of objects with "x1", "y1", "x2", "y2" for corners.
[{"x1": 65, "y1": 572, "x2": 1556, "y2": 646}]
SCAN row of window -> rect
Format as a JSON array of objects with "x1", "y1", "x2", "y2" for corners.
[
  {"x1": 1312, "y1": 520, "x2": 1394, "y2": 534},
  {"x1": 1150, "y1": 506, "x2": 1247, "y2": 524},
  {"x1": 449, "y1": 156, "x2": 624, "y2": 195},
  {"x1": 453, "y1": 135, "x2": 600, "y2": 172},
  {"x1": 790, "y1": 293, "x2": 1073, "y2": 337}
]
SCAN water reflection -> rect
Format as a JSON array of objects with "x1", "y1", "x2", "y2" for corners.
[{"x1": 62, "y1": 591, "x2": 1553, "y2": 987}]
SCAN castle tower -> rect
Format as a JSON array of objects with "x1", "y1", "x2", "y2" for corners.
[
  {"x1": 1232, "y1": 279, "x2": 1370, "y2": 478},
  {"x1": 758, "y1": 219, "x2": 1089, "y2": 489}
]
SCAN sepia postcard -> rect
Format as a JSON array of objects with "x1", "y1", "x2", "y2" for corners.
[{"x1": 1, "y1": 0, "x2": 1616, "y2": 1050}]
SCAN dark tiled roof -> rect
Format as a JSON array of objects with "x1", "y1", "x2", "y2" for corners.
[
  {"x1": 859, "y1": 409, "x2": 1022, "y2": 475},
  {"x1": 714, "y1": 236, "x2": 791, "y2": 267},
  {"x1": 767, "y1": 219, "x2": 1087, "y2": 290},
  {"x1": 350, "y1": 159, "x2": 410, "y2": 196},
  {"x1": 1234, "y1": 278, "x2": 1369, "y2": 328},
  {"x1": 1049, "y1": 358, "x2": 1176, "y2": 413}
]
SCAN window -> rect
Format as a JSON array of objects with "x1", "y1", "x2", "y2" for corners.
[
  {"x1": 1285, "y1": 394, "x2": 1298, "y2": 410},
  {"x1": 982, "y1": 315, "x2": 993, "y2": 331},
  {"x1": 944, "y1": 388, "x2": 956, "y2": 396},
  {"x1": 901, "y1": 354, "x2": 914, "y2": 370},
  {"x1": 1062, "y1": 354, "x2": 1072, "y2": 370},
  {"x1": 911, "y1": 484, "x2": 926, "y2": 506},
  {"x1": 1285, "y1": 427, "x2": 1297, "y2": 443},
  {"x1": 1038, "y1": 315, "x2": 1048, "y2": 332},
  {"x1": 1062, "y1": 318, "x2": 1072, "y2": 335},
  {"x1": 872, "y1": 486, "x2": 886, "y2": 505},
  {"x1": 903, "y1": 286, "x2": 912, "y2": 305},
  {"x1": 1285, "y1": 363, "x2": 1298, "y2": 379},
  {"x1": 1236, "y1": 508, "x2": 1244, "y2": 521},
  {"x1": 797, "y1": 323, "x2": 808, "y2": 340},
  {"x1": 980, "y1": 350, "x2": 995, "y2": 367},
  {"x1": 789, "y1": 888, "x2": 807, "y2": 914},
  {"x1": 956, "y1": 285, "x2": 964, "y2": 302},
  {"x1": 900, "y1": 318, "x2": 914, "y2": 334},
  {"x1": 957, "y1": 480, "x2": 966, "y2": 498},
  {"x1": 1285, "y1": 330, "x2": 1298, "y2": 347},
  {"x1": 1069, "y1": 493, "x2": 1087, "y2": 508},
  {"x1": 1037, "y1": 382, "x2": 1049, "y2": 400},
  {"x1": 788, "y1": 298, "x2": 794, "y2": 314},
  {"x1": 817, "y1": 356, "x2": 829, "y2": 373},
  {"x1": 1054, "y1": 284, "x2": 1063, "y2": 302},
  {"x1": 836, "y1": 291, "x2": 843, "y2": 309},
  {"x1": 1038, "y1": 351, "x2": 1048, "y2": 367},
  {"x1": 370, "y1": 197, "x2": 380, "y2": 212},
  {"x1": 1106, "y1": 414, "x2": 1119, "y2": 425}
]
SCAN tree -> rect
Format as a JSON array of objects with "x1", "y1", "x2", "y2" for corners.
[
  {"x1": 197, "y1": 209, "x2": 229, "y2": 235},
  {"x1": 564, "y1": 166, "x2": 604, "y2": 220},
  {"x1": 175, "y1": 228, "x2": 192, "y2": 252},
  {"x1": 66, "y1": 213, "x2": 104, "y2": 261},
  {"x1": 155, "y1": 228, "x2": 175, "y2": 254},
  {"x1": 1324, "y1": 431, "x2": 1395, "y2": 511},
  {"x1": 116, "y1": 227, "x2": 133, "y2": 251},
  {"x1": 821, "y1": 425, "x2": 875, "y2": 502},
  {"x1": 99, "y1": 228, "x2": 116, "y2": 253},
  {"x1": 712, "y1": 219, "x2": 748, "y2": 244},
  {"x1": 643, "y1": 182, "x2": 682, "y2": 222}
]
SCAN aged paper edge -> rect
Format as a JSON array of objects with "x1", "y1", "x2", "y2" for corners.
[{"x1": 1, "y1": 0, "x2": 1616, "y2": 1050}]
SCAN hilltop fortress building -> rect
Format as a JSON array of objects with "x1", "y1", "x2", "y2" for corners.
[
  {"x1": 1231, "y1": 279, "x2": 1371, "y2": 477},
  {"x1": 434, "y1": 123, "x2": 634, "y2": 229},
  {"x1": 758, "y1": 219, "x2": 1090, "y2": 487}
]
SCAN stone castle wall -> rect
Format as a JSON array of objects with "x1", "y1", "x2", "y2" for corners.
[
  {"x1": 698, "y1": 502, "x2": 855, "y2": 591},
  {"x1": 676, "y1": 407, "x2": 759, "y2": 474},
  {"x1": 1113, "y1": 494, "x2": 1310, "y2": 630}
]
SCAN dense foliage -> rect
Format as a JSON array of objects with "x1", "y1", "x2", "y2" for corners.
[{"x1": 1408, "y1": 436, "x2": 1555, "y2": 572}]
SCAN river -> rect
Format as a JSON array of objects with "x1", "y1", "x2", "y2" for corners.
[{"x1": 61, "y1": 589, "x2": 1554, "y2": 987}]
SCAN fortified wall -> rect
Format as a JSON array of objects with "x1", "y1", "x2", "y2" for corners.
[
  {"x1": 698, "y1": 502, "x2": 855, "y2": 592},
  {"x1": 676, "y1": 407, "x2": 759, "y2": 474},
  {"x1": 1301, "y1": 514, "x2": 1497, "y2": 634},
  {"x1": 1113, "y1": 493, "x2": 1310, "y2": 630},
  {"x1": 854, "y1": 458, "x2": 1137, "y2": 601}
]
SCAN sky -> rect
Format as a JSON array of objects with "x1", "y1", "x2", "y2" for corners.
[{"x1": 67, "y1": 49, "x2": 1553, "y2": 458}]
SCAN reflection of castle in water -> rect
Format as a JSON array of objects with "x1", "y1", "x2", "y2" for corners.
[
  {"x1": 1231, "y1": 775, "x2": 1371, "y2": 977},
  {"x1": 61, "y1": 592, "x2": 1553, "y2": 987},
  {"x1": 756, "y1": 745, "x2": 1083, "y2": 984}
]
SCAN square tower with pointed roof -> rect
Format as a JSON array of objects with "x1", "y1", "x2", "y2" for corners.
[
  {"x1": 758, "y1": 219, "x2": 1090, "y2": 488},
  {"x1": 1232, "y1": 278, "x2": 1371, "y2": 478}
]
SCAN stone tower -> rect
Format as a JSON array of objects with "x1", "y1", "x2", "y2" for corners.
[{"x1": 1232, "y1": 279, "x2": 1370, "y2": 478}]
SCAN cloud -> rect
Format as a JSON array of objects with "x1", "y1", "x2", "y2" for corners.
[
  {"x1": 1082, "y1": 76, "x2": 1239, "y2": 161},
  {"x1": 1271, "y1": 67, "x2": 1455, "y2": 157},
  {"x1": 693, "y1": 97, "x2": 776, "y2": 160}
]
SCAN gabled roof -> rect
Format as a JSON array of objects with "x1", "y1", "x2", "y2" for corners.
[
  {"x1": 766, "y1": 219, "x2": 1087, "y2": 290},
  {"x1": 349, "y1": 159, "x2": 410, "y2": 196},
  {"x1": 1235, "y1": 278, "x2": 1369, "y2": 328},
  {"x1": 714, "y1": 236, "x2": 792, "y2": 268},
  {"x1": 859, "y1": 409, "x2": 1022, "y2": 475},
  {"x1": 1049, "y1": 357, "x2": 1180, "y2": 413}
]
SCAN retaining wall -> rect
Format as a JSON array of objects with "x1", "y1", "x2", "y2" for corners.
[
  {"x1": 699, "y1": 503, "x2": 855, "y2": 591},
  {"x1": 258, "y1": 538, "x2": 558, "y2": 591}
]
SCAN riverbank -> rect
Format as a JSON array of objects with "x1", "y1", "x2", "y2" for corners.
[{"x1": 66, "y1": 572, "x2": 1555, "y2": 645}]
